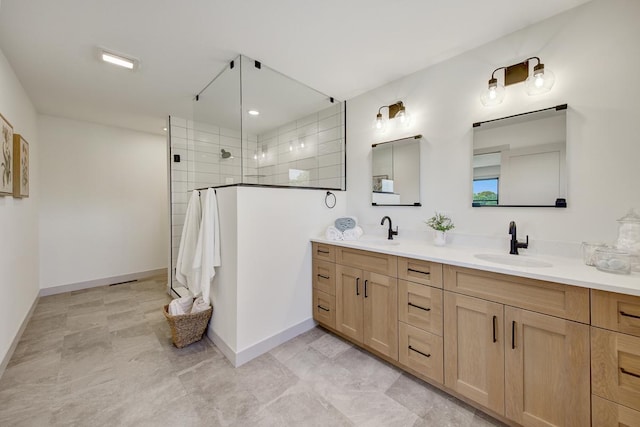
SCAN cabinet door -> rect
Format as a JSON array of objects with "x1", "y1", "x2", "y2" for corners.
[
  {"x1": 444, "y1": 292, "x2": 505, "y2": 415},
  {"x1": 505, "y1": 307, "x2": 590, "y2": 427},
  {"x1": 335, "y1": 265, "x2": 363, "y2": 343},
  {"x1": 363, "y1": 271, "x2": 398, "y2": 360}
]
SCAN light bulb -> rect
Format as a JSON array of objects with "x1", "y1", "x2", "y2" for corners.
[
  {"x1": 289, "y1": 143, "x2": 293, "y2": 152},
  {"x1": 300, "y1": 141, "x2": 305, "y2": 148},
  {"x1": 480, "y1": 78, "x2": 505, "y2": 107},
  {"x1": 525, "y1": 64, "x2": 555, "y2": 96},
  {"x1": 253, "y1": 152, "x2": 258, "y2": 160},
  {"x1": 375, "y1": 113, "x2": 384, "y2": 129},
  {"x1": 396, "y1": 109, "x2": 406, "y2": 123}
]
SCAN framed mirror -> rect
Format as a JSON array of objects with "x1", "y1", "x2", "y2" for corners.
[
  {"x1": 472, "y1": 104, "x2": 567, "y2": 208},
  {"x1": 372, "y1": 134, "x2": 421, "y2": 206}
]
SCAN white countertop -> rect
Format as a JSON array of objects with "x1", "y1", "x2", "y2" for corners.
[{"x1": 311, "y1": 236, "x2": 640, "y2": 297}]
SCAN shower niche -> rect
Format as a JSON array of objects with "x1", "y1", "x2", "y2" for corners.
[{"x1": 168, "y1": 54, "x2": 346, "y2": 291}]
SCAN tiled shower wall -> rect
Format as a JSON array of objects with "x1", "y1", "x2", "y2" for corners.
[
  {"x1": 169, "y1": 117, "x2": 257, "y2": 287},
  {"x1": 253, "y1": 102, "x2": 345, "y2": 188}
]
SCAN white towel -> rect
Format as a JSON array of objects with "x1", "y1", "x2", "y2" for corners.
[
  {"x1": 168, "y1": 297, "x2": 194, "y2": 316},
  {"x1": 175, "y1": 191, "x2": 202, "y2": 288},
  {"x1": 343, "y1": 226, "x2": 364, "y2": 241},
  {"x1": 326, "y1": 226, "x2": 344, "y2": 241},
  {"x1": 190, "y1": 296, "x2": 211, "y2": 314},
  {"x1": 192, "y1": 188, "x2": 221, "y2": 305}
]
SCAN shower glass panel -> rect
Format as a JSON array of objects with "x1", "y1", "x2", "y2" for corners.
[{"x1": 169, "y1": 54, "x2": 345, "y2": 293}]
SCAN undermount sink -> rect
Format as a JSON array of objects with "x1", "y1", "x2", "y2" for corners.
[
  {"x1": 360, "y1": 236, "x2": 401, "y2": 246},
  {"x1": 474, "y1": 253, "x2": 552, "y2": 268}
]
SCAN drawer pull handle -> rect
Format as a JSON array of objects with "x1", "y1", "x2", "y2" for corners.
[
  {"x1": 621, "y1": 368, "x2": 640, "y2": 379},
  {"x1": 317, "y1": 305, "x2": 330, "y2": 312},
  {"x1": 318, "y1": 249, "x2": 330, "y2": 254},
  {"x1": 408, "y1": 302, "x2": 431, "y2": 312},
  {"x1": 511, "y1": 321, "x2": 516, "y2": 349},
  {"x1": 408, "y1": 345, "x2": 431, "y2": 358},
  {"x1": 620, "y1": 311, "x2": 640, "y2": 320},
  {"x1": 492, "y1": 315, "x2": 497, "y2": 343},
  {"x1": 407, "y1": 268, "x2": 430, "y2": 276},
  {"x1": 317, "y1": 274, "x2": 330, "y2": 280},
  {"x1": 356, "y1": 278, "x2": 360, "y2": 296},
  {"x1": 364, "y1": 280, "x2": 368, "y2": 298}
]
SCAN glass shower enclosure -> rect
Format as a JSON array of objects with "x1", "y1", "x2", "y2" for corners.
[{"x1": 168, "y1": 54, "x2": 346, "y2": 293}]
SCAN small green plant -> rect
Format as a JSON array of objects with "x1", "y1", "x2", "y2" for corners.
[{"x1": 425, "y1": 212, "x2": 455, "y2": 232}]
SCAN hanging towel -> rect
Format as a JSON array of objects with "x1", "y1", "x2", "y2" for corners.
[
  {"x1": 175, "y1": 190, "x2": 202, "y2": 289},
  {"x1": 192, "y1": 188, "x2": 221, "y2": 304}
]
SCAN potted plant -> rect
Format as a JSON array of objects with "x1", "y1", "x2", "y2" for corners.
[{"x1": 425, "y1": 212, "x2": 455, "y2": 246}]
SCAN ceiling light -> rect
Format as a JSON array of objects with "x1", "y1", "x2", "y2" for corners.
[
  {"x1": 248, "y1": 110, "x2": 260, "y2": 116},
  {"x1": 481, "y1": 56, "x2": 555, "y2": 106},
  {"x1": 100, "y1": 49, "x2": 136, "y2": 70}
]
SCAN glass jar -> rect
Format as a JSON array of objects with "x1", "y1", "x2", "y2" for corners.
[
  {"x1": 594, "y1": 248, "x2": 632, "y2": 275},
  {"x1": 581, "y1": 242, "x2": 608, "y2": 266},
  {"x1": 616, "y1": 209, "x2": 640, "y2": 272}
]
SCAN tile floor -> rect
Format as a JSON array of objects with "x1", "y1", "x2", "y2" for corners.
[{"x1": 0, "y1": 274, "x2": 506, "y2": 426}]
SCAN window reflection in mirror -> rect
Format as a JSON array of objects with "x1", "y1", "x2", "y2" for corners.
[
  {"x1": 371, "y1": 135, "x2": 421, "y2": 206},
  {"x1": 472, "y1": 104, "x2": 567, "y2": 208}
]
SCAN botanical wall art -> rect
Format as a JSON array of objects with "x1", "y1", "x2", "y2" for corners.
[
  {"x1": 0, "y1": 113, "x2": 14, "y2": 196},
  {"x1": 13, "y1": 134, "x2": 29, "y2": 198}
]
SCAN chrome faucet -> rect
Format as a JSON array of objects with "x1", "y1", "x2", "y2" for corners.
[
  {"x1": 509, "y1": 221, "x2": 529, "y2": 255},
  {"x1": 381, "y1": 216, "x2": 398, "y2": 240}
]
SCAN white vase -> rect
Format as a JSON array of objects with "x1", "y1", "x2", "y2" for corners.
[{"x1": 434, "y1": 230, "x2": 446, "y2": 246}]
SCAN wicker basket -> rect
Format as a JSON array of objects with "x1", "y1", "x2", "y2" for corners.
[{"x1": 163, "y1": 300, "x2": 213, "y2": 348}]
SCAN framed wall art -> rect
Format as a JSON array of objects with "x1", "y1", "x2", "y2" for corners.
[
  {"x1": 13, "y1": 134, "x2": 29, "y2": 198},
  {"x1": 0, "y1": 113, "x2": 14, "y2": 196}
]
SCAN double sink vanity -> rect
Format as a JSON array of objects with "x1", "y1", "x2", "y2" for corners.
[{"x1": 310, "y1": 235, "x2": 640, "y2": 427}]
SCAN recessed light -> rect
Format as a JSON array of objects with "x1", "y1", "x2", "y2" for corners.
[
  {"x1": 248, "y1": 110, "x2": 260, "y2": 116},
  {"x1": 100, "y1": 49, "x2": 136, "y2": 70}
]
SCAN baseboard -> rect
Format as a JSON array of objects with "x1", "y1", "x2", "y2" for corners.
[
  {"x1": 39, "y1": 268, "x2": 167, "y2": 296},
  {"x1": 0, "y1": 293, "x2": 39, "y2": 378},
  {"x1": 207, "y1": 317, "x2": 316, "y2": 367}
]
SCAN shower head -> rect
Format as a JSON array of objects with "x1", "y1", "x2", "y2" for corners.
[{"x1": 220, "y1": 149, "x2": 232, "y2": 159}]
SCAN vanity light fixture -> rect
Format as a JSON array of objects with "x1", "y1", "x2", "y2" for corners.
[
  {"x1": 480, "y1": 57, "x2": 555, "y2": 107},
  {"x1": 100, "y1": 49, "x2": 137, "y2": 70},
  {"x1": 375, "y1": 101, "x2": 408, "y2": 131}
]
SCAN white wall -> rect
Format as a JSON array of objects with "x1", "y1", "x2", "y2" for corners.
[
  {"x1": 0, "y1": 48, "x2": 39, "y2": 367},
  {"x1": 346, "y1": 0, "x2": 640, "y2": 248},
  {"x1": 208, "y1": 186, "x2": 346, "y2": 364},
  {"x1": 38, "y1": 115, "x2": 168, "y2": 289}
]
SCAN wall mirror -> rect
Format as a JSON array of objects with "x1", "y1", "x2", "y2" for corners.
[
  {"x1": 371, "y1": 134, "x2": 421, "y2": 206},
  {"x1": 472, "y1": 104, "x2": 567, "y2": 208}
]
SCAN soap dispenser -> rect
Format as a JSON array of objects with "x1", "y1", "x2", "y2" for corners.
[{"x1": 616, "y1": 208, "x2": 640, "y2": 272}]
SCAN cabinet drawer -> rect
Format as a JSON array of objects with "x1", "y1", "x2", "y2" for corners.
[
  {"x1": 592, "y1": 394, "x2": 640, "y2": 427},
  {"x1": 313, "y1": 289, "x2": 336, "y2": 329},
  {"x1": 399, "y1": 322, "x2": 443, "y2": 384},
  {"x1": 336, "y1": 247, "x2": 397, "y2": 277},
  {"x1": 398, "y1": 280, "x2": 442, "y2": 336},
  {"x1": 592, "y1": 327, "x2": 640, "y2": 411},
  {"x1": 312, "y1": 242, "x2": 336, "y2": 262},
  {"x1": 443, "y1": 265, "x2": 589, "y2": 323},
  {"x1": 313, "y1": 260, "x2": 336, "y2": 295},
  {"x1": 593, "y1": 289, "x2": 640, "y2": 337},
  {"x1": 398, "y1": 257, "x2": 443, "y2": 288}
]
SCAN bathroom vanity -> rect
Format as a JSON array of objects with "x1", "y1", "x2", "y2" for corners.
[{"x1": 310, "y1": 238, "x2": 640, "y2": 427}]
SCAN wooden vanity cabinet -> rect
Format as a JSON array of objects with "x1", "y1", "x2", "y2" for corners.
[
  {"x1": 334, "y1": 248, "x2": 398, "y2": 360},
  {"x1": 311, "y1": 243, "x2": 336, "y2": 329},
  {"x1": 444, "y1": 265, "x2": 590, "y2": 426}
]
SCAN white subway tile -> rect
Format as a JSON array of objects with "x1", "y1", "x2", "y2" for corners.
[{"x1": 318, "y1": 152, "x2": 342, "y2": 168}]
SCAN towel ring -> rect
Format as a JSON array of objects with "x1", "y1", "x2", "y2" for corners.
[{"x1": 325, "y1": 191, "x2": 336, "y2": 209}]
